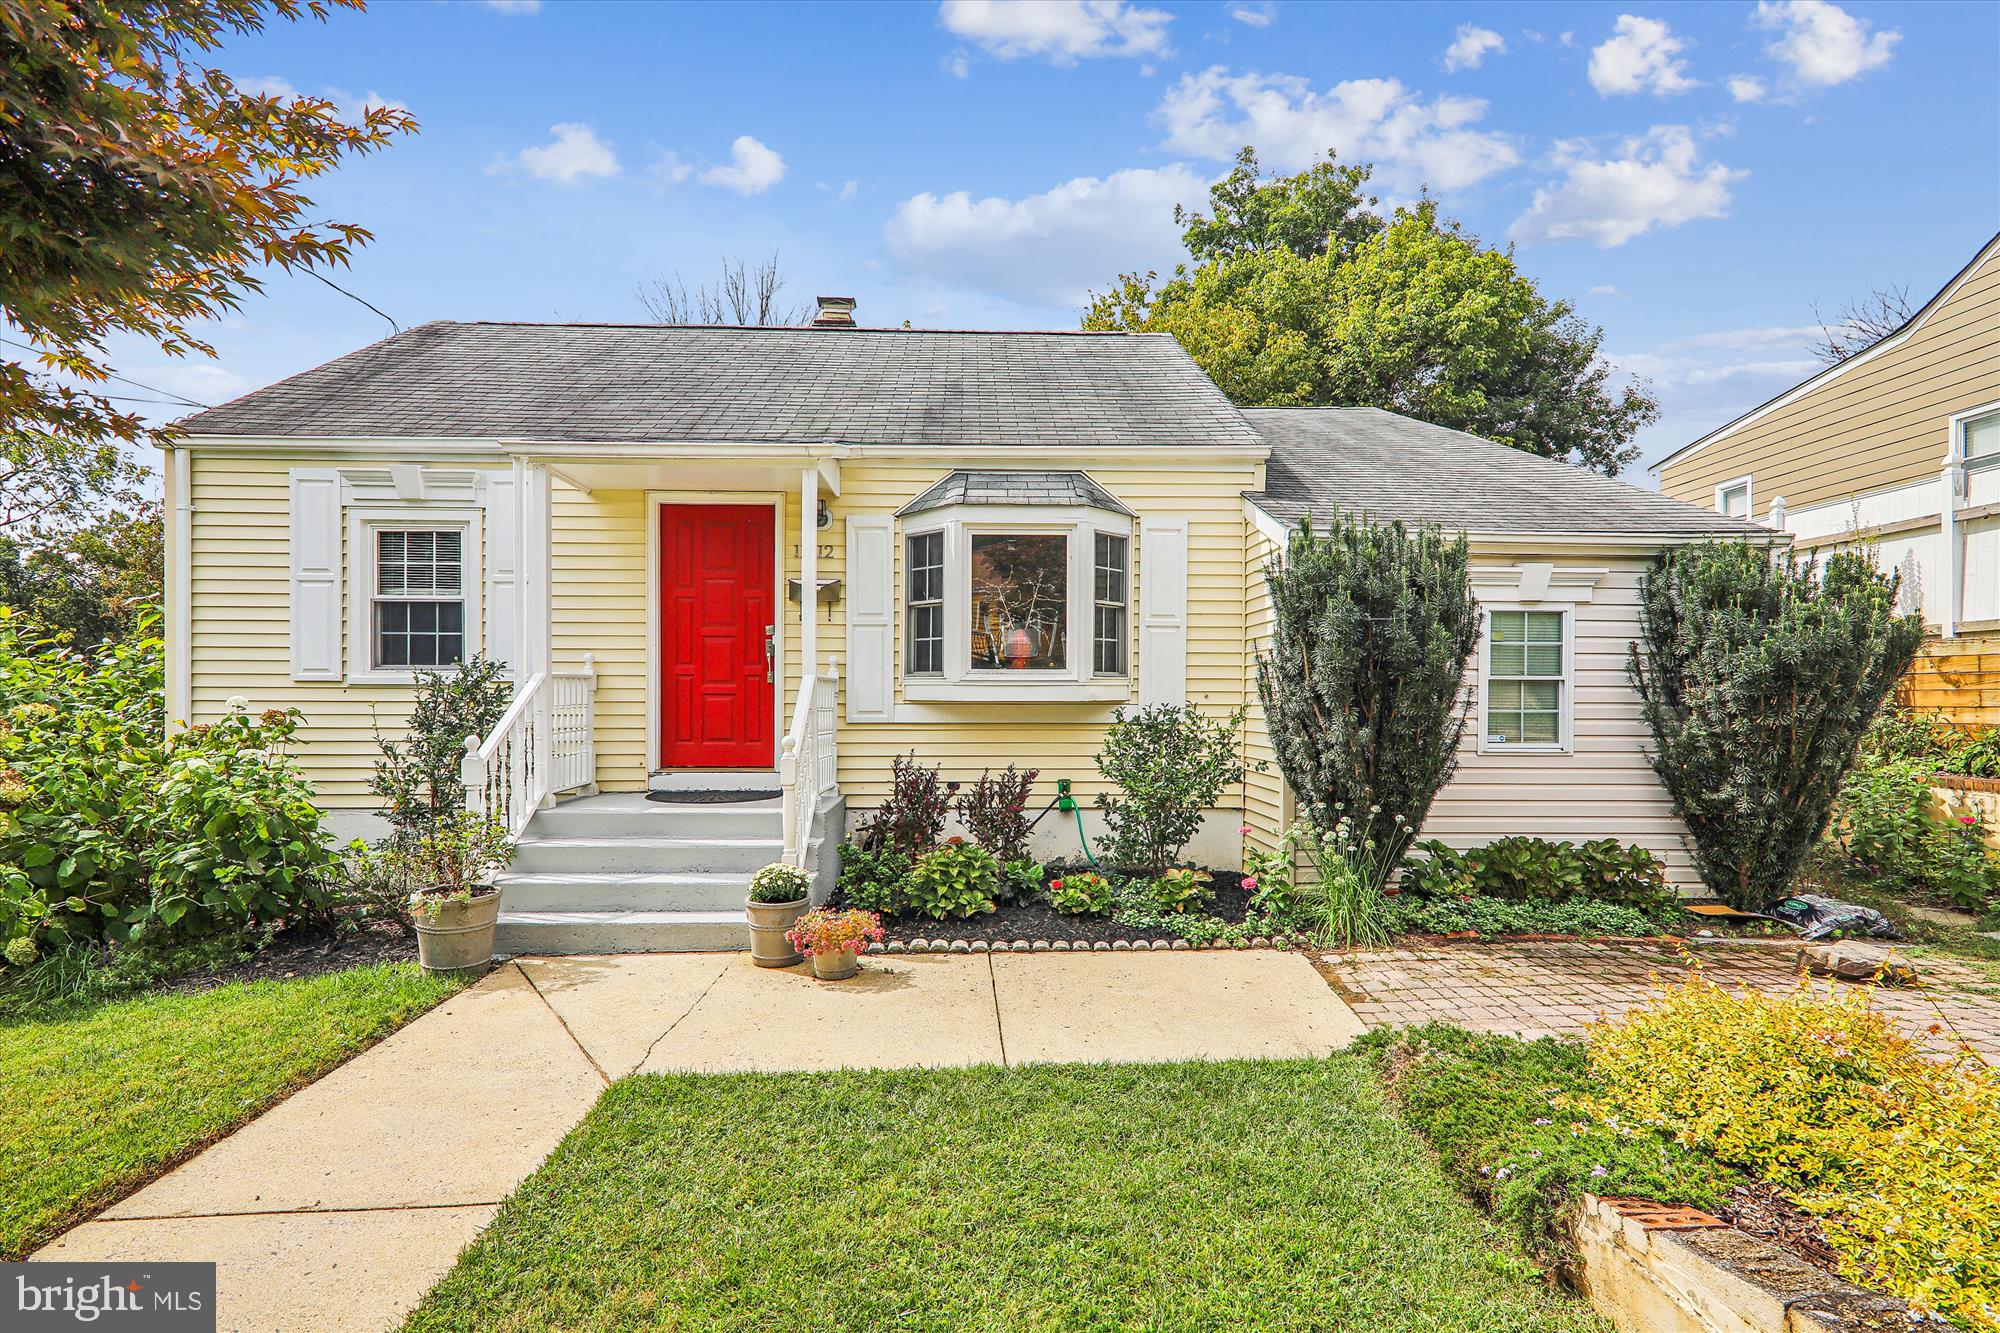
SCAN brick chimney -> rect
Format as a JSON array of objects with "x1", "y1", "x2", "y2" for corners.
[{"x1": 810, "y1": 295, "x2": 857, "y2": 328}]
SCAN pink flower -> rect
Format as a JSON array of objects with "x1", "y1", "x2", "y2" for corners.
[
  {"x1": 1238, "y1": 823, "x2": 1253, "y2": 835},
  {"x1": 1960, "y1": 816, "x2": 1977, "y2": 825},
  {"x1": 1242, "y1": 876, "x2": 1260, "y2": 891}
]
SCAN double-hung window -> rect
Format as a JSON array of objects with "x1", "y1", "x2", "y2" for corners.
[
  {"x1": 1093, "y1": 532, "x2": 1128, "y2": 675},
  {"x1": 906, "y1": 530, "x2": 945, "y2": 675},
  {"x1": 371, "y1": 527, "x2": 467, "y2": 670},
  {"x1": 1485, "y1": 609, "x2": 1567, "y2": 749}
]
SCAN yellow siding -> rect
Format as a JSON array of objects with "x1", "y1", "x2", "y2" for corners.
[
  {"x1": 1241, "y1": 525, "x2": 1285, "y2": 857},
  {"x1": 1660, "y1": 240, "x2": 2000, "y2": 512}
]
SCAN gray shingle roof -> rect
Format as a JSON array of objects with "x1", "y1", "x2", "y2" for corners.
[
  {"x1": 178, "y1": 321, "x2": 1265, "y2": 450},
  {"x1": 898, "y1": 470, "x2": 1132, "y2": 516},
  {"x1": 1244, "y1": 408, "x2": 1771, "y2": 539}
]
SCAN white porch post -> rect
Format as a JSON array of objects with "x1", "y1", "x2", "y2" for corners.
[
  {"x1": 800, "y1": 466, "x2": 819, "y2": 680},
  {"x1": 515, "y1": 457, "x2": 553, "y2": 676}
]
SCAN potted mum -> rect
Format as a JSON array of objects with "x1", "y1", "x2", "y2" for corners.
[
  {"x1": 388, "y1": 810, "x2": 515, "y2": 973},
  {"x1": 745, "y1": 862, "x2": 814, "y2": 967},
  {"x1": 787, "y1": 907, "x2": 884, "y2": 980}
]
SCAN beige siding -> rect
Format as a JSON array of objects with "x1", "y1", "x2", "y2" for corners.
[
  {"x1": 1660, "y1": 240, "x2": 2000, "y2": 513},
  {"x1": 1241, "y1": 525, "x2": 1285, "y2": 856}
]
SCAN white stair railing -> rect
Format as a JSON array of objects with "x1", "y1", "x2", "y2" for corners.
[
  {"x1": 463, "y1": 657, "x2": 597, "y2": 840},
  {"x1": 779, "y1": 661, "x2": 840, "y2": 868}
]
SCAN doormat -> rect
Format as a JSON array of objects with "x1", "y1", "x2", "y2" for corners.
[{"x1": 645, "y1": 789, "x2": 780, "y2": 804}]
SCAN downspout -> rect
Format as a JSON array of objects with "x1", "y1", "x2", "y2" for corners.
[{"x1": 166, "y1": 445, "x2": 193, "y2": 731}]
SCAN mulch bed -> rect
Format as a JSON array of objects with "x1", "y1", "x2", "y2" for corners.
[
  {"x1": 858, "y1": 870, "x2": 1255, "y2": 946},
  {"x1": 1721, "y1": 1180, "x2": 1847, "y2": 1275},
  {"x1": 159, "y1": 923, "x2": 418, "y2": 996}
]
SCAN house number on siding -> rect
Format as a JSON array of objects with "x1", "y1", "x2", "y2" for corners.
[{"x1": 788, "y1": 544, "x2": 837, "y2": 559}]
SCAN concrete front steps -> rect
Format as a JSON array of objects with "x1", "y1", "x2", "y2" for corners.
[{"x1": 493, "y1": 790, "x2": 783, "y2": 955}]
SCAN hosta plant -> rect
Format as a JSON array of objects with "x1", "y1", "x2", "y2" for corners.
[
  {"x1": 902, "y1": 838, "x2": 999, "y2": 919},
  {"x1": 1149, "y1": 866, "x2": 1214, "y2": 913}
]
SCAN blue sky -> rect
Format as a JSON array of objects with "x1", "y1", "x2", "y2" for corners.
[{"x1": 114, "y1": 0, "x2": 1998, "y2": 475}]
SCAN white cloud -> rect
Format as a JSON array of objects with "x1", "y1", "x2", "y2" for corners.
[
  {"x1": 699, "y1": 135, "x2": 786, "y2": 194},
  {"x1": 938, "y1": 0, "x2": 1172, "y2": 64},
  {"x1": 1156, "y1": 67, "x2": 1519, "y2": 192},
  {"x1": 886, "y1": 163, "x2": 1208, "y2": 308},
  {"x1": 651, "y1": 150, "x2": 693, "y2": 185},
  {"x1": 819, "y1": 178, "x2": 861, "y2": 203},
  {"x1": 1588, "y1": 15, "x2": 1697, "y2": 96},
  {"x1": 1754, "y1": 0, "x2": 1897, "y2": 88},
  {"x1": 943, "y1": 48, "x2": 973, "y2": 77},
  {"x1": 1442, "y1": 24, "x2": 1506, "y2": 72},
  {"x1": 508, "y1": 123, "x2": 620, "y2": 185},
  {"x1": 1589, "y1": 284, "x2": 1622, "y2": 296},
  {"x1": 240, "y1": 75, "x2": 299, "y2": 99},
  {"x1": 479, "y1": 0, "x2": 540, "y2": 13},
  {"x1": 1727, "y1": 74, "x2": 1768, "y2": 102},
  {"x1": 1226, "y1": 2, "x2": 1275, "y2": 28},
  {"x1": 1510, "y1": 125, "x2": 1744, "y2": 248}
]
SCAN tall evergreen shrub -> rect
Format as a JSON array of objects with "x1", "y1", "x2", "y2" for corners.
[
  {"x1": 1628, "y1": 542, "x2": 1922, "y2": 910},
  {"x1": 1255, "y1": 510, "x2": 1480, "y2": 880}
]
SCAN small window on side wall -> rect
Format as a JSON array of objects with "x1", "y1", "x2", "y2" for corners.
[
  {"x1": 1486, "y1": 609, "x2": 1566, "y2": 748},
  {"x1": 373, "y1": 528, "x2": 466, "y2": 669},
  {"x1": 1716, "y1": 478, "x2": 1751, "y2": 518},
  {"x1": 906, "y1": 531, "x2": 944, "y2": 675},
  {"x1": 1963, "y1": 409, "x2": 2000, "y2": 468}
]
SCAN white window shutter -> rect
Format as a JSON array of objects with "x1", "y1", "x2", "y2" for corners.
[
  {"x1": 485, "y1": 475, "x2": 518, "y2": 675},
  {"x1": 846, "y1": 515, "x2": 895, "y2": 721},
  {"x1": 1139, "y1": 517, "x2": 1188, "y2": 706},
  {"x1": 288, "y1": 469, "x2": 343, "y2": 681}
]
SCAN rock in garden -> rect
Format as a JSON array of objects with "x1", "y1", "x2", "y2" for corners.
[{"x1": 1798, "y1": 940, "x2": 1920, "y2": 986}]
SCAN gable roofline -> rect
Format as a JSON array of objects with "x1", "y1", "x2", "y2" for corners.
[{"x1": 1652, "y1": 231, "x2": 2000, "y2": 474}]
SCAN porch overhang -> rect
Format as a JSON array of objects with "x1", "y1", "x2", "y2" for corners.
[{"x1": 496, "y1": 439, "x2": 845, "y2": 497}]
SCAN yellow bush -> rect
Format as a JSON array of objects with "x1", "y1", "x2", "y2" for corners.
[{"x1": 1579, "y1": 975, "x2": 1999, "y2": 1330}]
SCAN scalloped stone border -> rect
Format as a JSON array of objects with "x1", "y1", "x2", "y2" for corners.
[{"x1": 868, "y1": 934, "x2": 1311, "y2": 955}]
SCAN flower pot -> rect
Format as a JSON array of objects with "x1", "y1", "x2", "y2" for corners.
[
  {"x1": 810, "y1": 947, "x2": 861, "y2": 980},
  {"x1": 746, "y1": 895, "x2": 809, "y2": 968},
  {"x1": 413, "y1": 889, "x2": 501, "y2": 973}
]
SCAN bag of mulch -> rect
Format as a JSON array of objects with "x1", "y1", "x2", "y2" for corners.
[{"x1": 1767, "y1": 894, "x2": 1904, "y2": 942}]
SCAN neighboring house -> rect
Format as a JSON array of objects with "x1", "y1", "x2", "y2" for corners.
[
  {"x1": 1656, "y1": 233, "x2": 2000, "y2": 728},
  {"x1": 167, "y1": 309, "x2": 1761, "y2": 951}
]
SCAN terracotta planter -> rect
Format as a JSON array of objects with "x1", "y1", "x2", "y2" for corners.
[
  {"x1": 810, "y1": 947, "x2": 861, "y2": 980},
  {"x1": 413, "y1": 888, "x2": 500, "y2": 973},
  {"x1": 746, "y1": 895, "x2": 809, "y2": 968}
]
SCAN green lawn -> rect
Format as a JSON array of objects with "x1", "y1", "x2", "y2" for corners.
[
  {"x1": 406, "y1": 1058, "x2": 1611, "y2": 1333},
  {"x1": 0, "y1": 962, "x2": 461, "y2": 1258}
]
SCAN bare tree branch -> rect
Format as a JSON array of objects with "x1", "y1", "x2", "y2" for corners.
[
  {"x1": 1811, "y1": 283, "x2": 1914, "y2": 366},
  {"x1": 637, "y1": 252, "x2": 810, "y2": 326}
]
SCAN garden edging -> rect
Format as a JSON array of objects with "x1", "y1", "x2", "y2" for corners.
[{"x1": 1571, "y1": 1194, "x2": 1921, "y2": 1333}]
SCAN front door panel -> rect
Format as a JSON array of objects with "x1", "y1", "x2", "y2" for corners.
[{"x1": 660, "y1": 504, "x2": 775, "y2": 768}]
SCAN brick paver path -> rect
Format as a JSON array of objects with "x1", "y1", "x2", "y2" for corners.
[{"x1": 1318, "y1": 939, "x2": 2000, "y2": 1061}]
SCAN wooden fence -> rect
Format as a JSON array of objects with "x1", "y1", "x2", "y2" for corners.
[{"x1": 1898, "y1": 634, "x2": 2000, "y2": 730}]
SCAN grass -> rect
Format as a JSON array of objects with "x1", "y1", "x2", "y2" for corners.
[
  {"x1": 1364, "y1": 1025, "x2": 1731, "y2": 1263},
  {"x1": 0, "y1": 962, "x2": 462, "y2": 1258},
  {"x1": 406, "y1": 1057, "x2": 1611, "y2": 1333}
]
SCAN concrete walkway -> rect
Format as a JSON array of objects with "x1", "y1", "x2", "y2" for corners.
[{"x1": 37, "y1": 950, "x2": 1362, "y2": 1332}]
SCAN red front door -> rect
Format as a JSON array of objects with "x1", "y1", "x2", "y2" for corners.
[{"x1": 660, "y1": 504, "x2": 776, "y2": 768}]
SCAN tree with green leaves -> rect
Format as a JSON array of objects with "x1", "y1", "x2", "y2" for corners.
[
  {"x1": 0, "y1": 500, "x2": 161, "y2": 648},
  {"x1": 2, "y1": 0, "x2": 414, "y2": 453},
  {"x1": 1255, "y1": 508, "x2": 1481, "y2": 887},
  {"x1": 1628, "y1": 542, "x2": 1924, "y2": 910},
  {"x1": 1085, "y1": 150, "x2": 1656, "y2": 475}
]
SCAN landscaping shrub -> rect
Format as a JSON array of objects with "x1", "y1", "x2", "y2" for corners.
[
  {"x1": 865, "y1": 752, "x2": 949, "y2": 857},
  {"x1": 0, "y1": 612, "x2": 336, "y2": 963},
  {"x1": 369, "y1": 656, "x2": 510, "y2": 840},
  {"x1": 1369, "y1": 1025, "x2": 1729, "y2": 1266},
  {"x1": 1048, "y1": 870, "x2": 1114, "y2": 915},
  {"x1": 1629, "y1": 542, "x2": 1922, "y2": 910},
  {"x1": 1256, "y1": 508, "x2": 1479, "y2": 888},
  {"x1": 835, "y1": 842, "x2": 911, "y2": 915},
  {"x1": 1953, "y1": 728, "x2": 2000, "y2": 779},
  {"x1": 1376, "y1": 895, "x2": 1679, "y2": 939},
  {"x1": 1832, "y1": 757, "x2": 1999, "y2": 910},
  {"x1": 997, "y1": 858, "x2": 1044, "y2": 905},
  {"x1": 1581, "y1": 975, "x2": 2000, "y2": 1327},
  {"x1": 747, "y1": 863, "x2": 812, "y2": 904},
  {"x1": 1400, "y1": 837, "x2": 1672, "y2": 909},
  {"x1": 955, "y1": 765, "x2": 1038, "y2": 862},
  {"x1": 1093, "y1": 703, "x2": 1244, "y2": 875},
  {"x1": 902, "y1": 839, "x2": 999, "y2": 919}
]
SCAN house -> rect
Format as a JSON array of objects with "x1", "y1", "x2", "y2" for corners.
[
  {"x1": 167, "y1": 308, "x2": 1763, "y2": 952},
  {"x1": 1656, "y1": 232, "x2": 2000, "y2": 729}
]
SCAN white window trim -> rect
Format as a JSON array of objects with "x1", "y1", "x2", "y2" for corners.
[
  {"x1": 345, "y1": 505, "x2": 483, "y2": 685},
  {"x1": 1951, "y1": 399, "x2": 2000, "y2": 471},
  {"x1": 1475, "y1": 603, "x2": 1575, "y2": 756},
  {"x1": 899, "y1": 503, "x2": 1133, "y2": 703},
  {"x1": 1714, "y1": 475, "x2": 1753, "y2": 519}
]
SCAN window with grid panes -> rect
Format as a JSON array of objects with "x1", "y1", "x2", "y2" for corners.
[
  {"x1": 1486, "y1": 610, "x2": 1565, "y2": 746},
  {"x1": 372, "y1": 529, "x2": 466, "y2": 669}
]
